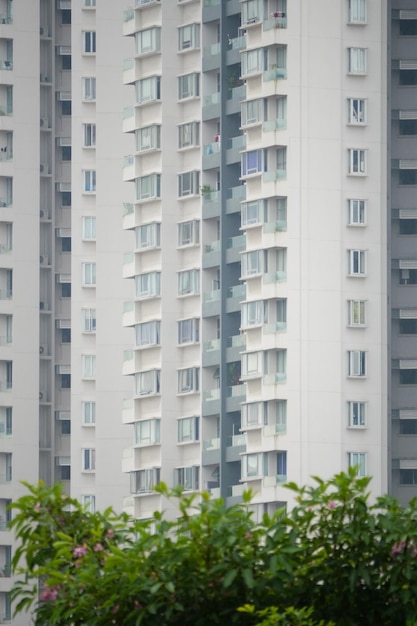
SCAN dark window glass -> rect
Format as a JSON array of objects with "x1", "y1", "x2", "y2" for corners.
[
  {"x1": 399, "y1": 70, "x2": 417, "y2": 86},
  {"x1": 399, "y1": 20, "x2": 417, "y2": 36},
  {"x1": 61, "y1": 283, "x2": 71, "y2": 298},
  {"x1": 400, "y1": 420, "x2": 417, "y2": 435},
  {"x1": 61, "y1": 237, "x2": 71, "y2": 252},
  {"x1": 399, "y1": 169, "x2": 417, "y2": 185},
  {"x1": 399, "y1": 219, "x2": 417, "y2": 235}
]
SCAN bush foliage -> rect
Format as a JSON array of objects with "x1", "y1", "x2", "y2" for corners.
[{"x1": 9, "y1": 469, "x2": 417, "y2": 625}]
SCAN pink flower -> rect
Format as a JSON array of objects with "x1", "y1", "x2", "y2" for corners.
[
  {"x1": 40, "y1": 586, "x2": 59, "y2": 602},
  {"x1": 73, "y1": 545, "x2": 88, "y2": 558},
  {"x1": 245, "y1": 532, "x2": 253, "y2": 539},
  {"x1": 106, "y1": 529, "x2": 114, "y2": 538},
  {"x1": 94, "y1": 543, "x2": 104, "y2": 552},
  {"x1": 391, "y1": 541, "x2": 407, "y2": 556},
  {"x1": 328, "y1": 501, "x2": 336, "y2": 510},
  {"x1": 34, "y1": 503, "x2": 41, "y2": 512}
]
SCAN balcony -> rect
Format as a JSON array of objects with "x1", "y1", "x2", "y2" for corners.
[
  {"x1": 123, "y1": 106, "x2": 135, "y2": 134},
  {"x1": 226, "y1": 135, "x2": 246, "y2": 165},
  {"x1": 122, "y1": 398, "x2": 134, "y2": 424},
  {"x1": 122, "y1": 154, "x2": 135, "y2": 182},
  {"x1": 226, "y1": 234, "x2": 246, "y2": 263},
  {"x1": 202, "y1": 190, "x2": 221, "y2": 219},
  {"x1": 202, "y1": 141, "x2": 220, "y2": 170},
  {"x1": 202, "y1": 240, "x2": 220, "y2": 268},
  {"x1": 0, "y1": 60, "x2": 11, "y2": 71},
  {"x1": 226, "y1": 35, "x2": 246, "y2": 65},
  {"x1": 263, "y1": 118, "x2": 286, "y2": 133},
  {"x1": 263, "y1": 168, "x2": 286, "y2": 182},
  {"x1": 226, "y1": 85, "x2": 246, "y2": 115},
  {"x1": 263, "y1": 372, "x2": 287, "y2": 385},
  {"x1": 226, "y1": 283, "x2": 245, "y2": 313},
  {"x1": 122, "y1": 251, "x2": 135, "y2": 279},
  {"x1": 263, "y1": 219, "x2": 287, "y2": 233},
  {"x1": 226, "y1": 383, "x2": 246, "y2": 411},
  {"x1": 263, "y1": 66, "x2": 287, "y2": 81},
  {"x1": 122, "y1": 57, "x2": 135, "y2": 85},
  {"x1": 226, "y1": 334, "x2": 246, "y2": 362},
  {"x1": 263, "y1": 423, "x2": 287, "y2": 437},
  {"x1": 122, "y1": 349, "x2": 135, "y2": 377},
  {"x1": 202, "y1": 92, "x2": 220, "y2": 121},
  {"x1": 263, "y1": 14, "x2": 287, "y2": 30},
  {"x1": 226, "y1": 483, "x2": 244, "y2": 507},
  {"x1": 122, "y1": 202, "x2": 135, "y2": 230},
  {"x1": 226, "y1": 184, "x2": 246, "y2": 214},
  {"x1": 263, "y1": 270, "x2": 287, "y2": 284},
  {"x1": 202, "y1": 338, "x2": 220, "y2": 367},
  {"x1": 202, "y1": 387, "x2": 220, "y2": 416},
  {"x1": 202, "y1": 288, "x2": 221, "y2": 318},
  {"x1": 226, "y1": 433, "x2": 246, "y2": 462},
  {"x1": 202, "y1": 42, "x2": 220, "y2": 72},
  {"x1": 202, "y1": 437, "x2": 220, "y2": 465},
  {"x1": 122, "y1": 300, "x2": 135, "y2": 327}
]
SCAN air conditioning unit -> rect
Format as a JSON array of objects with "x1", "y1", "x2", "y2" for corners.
[
  {"x1": 40, "y1": 117, "x2": 49, "y2": 128},
  {"x1": 39, "y1": 345, "x2": 46, "y2": 355},
  {"x1": 40, "y1": 163, "x2": 49, "y2": 174}
]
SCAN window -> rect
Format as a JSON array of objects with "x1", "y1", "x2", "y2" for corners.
[
  {"x1": 131, "y1": 468, "x2": 160, "y2": 493},
  {"x1": 82, "y1": 448, "x2": 96, "y2": 472},
  {"x1": 82, "y1": 355, "x2": 96, "y2": 379},
  {"x1": 242, "y1": 453, "x2": 265, "y2": 479},
  {"x1": 135, "y1": 27, "x2": 161, "y2": 55},
  {"x1": 62, "y1": 55, "x2": 71, "y2": 70},
  {"x1": 82, "y1": 308, "x2": 96, "y2": 333},
  {"x1": 277, "y1": 451, "x2": 287, "y2": 478},
  {"x1": 178, "y1": 220, "x2": 199, "y2": 246},
  {"x1": 83, "y1": 124, "x2": 96, "y2": 147},
  {"x1": 348, "y1": 199, "x2": 366, "y2": 225},
  {"x1": 82, "y1": 495, "x2": 96, "y2": 513},
  {"x1": 135, "y1": 76, "x2": 161, "y2": 104},
  {"x1": 348, "y1": 0, "x2": 366, "y2": 23},
  {"x1": 62, "y1": 146, "x2": 71, "y2": 161},
  {"x1": 241, "y1": 99, "x2": 266, "y2": 127},
  {"x1": 174, "y1": 466, "x2": 199, "y2": 490},
  {"x1": 348, "y1": 149, "x2": 367, "y2": 174},
  {"x1": 82, "y1": 401, "x2": 96, "y2": 425},
  {"x1": 241, "y1": 0, "x2": 263, "y2": 25},
  {"x1": 61, "y1": 237, "x2": 71, "y2": 252},
  {"x1": 136, "y1": 125, "x2": 160, "y2": 152},
  {"x1": 348, "y1": 300, "x2": 366, "y2": 326},
  {"x1": 348, "y1": 250, "x2": 366, "y2": 276},
  {"x1": 348, "y1": 401, "x2": 366, "y2": 427},
  {"x1": 241, "y1": 48, "x2": 264, "y2": 76},
  {"x1": 83, "y1": 31, "x2": 96, "y2": 53},
  {"x1": 61, "y1": 374, "x2": 71, "y2": 389},
  {"x1": 276, "y1": 349, "x2": 287, "y2": 378},
  {"x1": 399, "y1": 219, "x2": 417, "y2": 235},
  {"x1": 135, "y1": 370, "x2": 160, "y2": 396},
  {"x1": 178, "y1": 24, "x2": 200, "y2": 51},
  {"x1": 348, "y1": 98, "x2": 367, "y2": 124},
  {"x1": 178, "y1": 171, "x2": 200, "y2": 197},
  {"x1": 399, "y1": 269, "x2": 417, "y2": 285},
  {"x1": 400, "y1": 369, "x2": 417, "y2": 385},
  {"x1": 61, "y1": 328, "x2": 71, "y2": 343},
  {"x1": 135, "y1": 419, "x2": 160, "y2": 446},
  {"x1": 83, "y1": 77, "x2": 96, "y2": 101},
  {"x1": 399, "y1": 119, "x2": 417, "y2": 135},
  {"x1": 82, "y1": 216, "x2": 96, "y2": 240},
  {"x1": 241, "y1": 149, "x2": 265, "y2": 177},
  {"x1": 348, "y1": 452, "x2": 367, "y2": 476},
  {"x1": 348, "y1": 48, "x2": 367, "y2": 74},
  {"x1": 82, "y1": 262, "x2": 96, "y2": 286},
  {"x1": 62, "y1": 192, "x2": 71, "y2": 206},
  {"x1": 399, "y1": 19, "x2": 417, "y2": 36},
  {"x1": 177, "y1": 367, "x2": 199, "y2": 394},
  {"x1": 399, "y1": 319, "x2": 417, "y2": 335},
  {"x1": 400, "y1": 420, "x2": 417, "y2": 434},
  {"x1": 136, "y1": 174, "x2": 161, "y2": 201},
  {"x1": 135, "y1": 320, "x2": 160, "y2": 347},
  {"x1": 399, "y1": 70, "x2": 417, "y2": 86},
  {"x1": 61, "y1": 101, "x2": 72, "y2": 116},
  {"x1": 178, "y1": 122, "x2": 200, "y2": 149},
  {"x1": 83, "y1": 170, "x2": 96, "y2": 192},
  {"x1": 242, "y1": 402, "x2": 267, "y2": 428},
  {"x1": 241, "y1": 199, "x2": 266, "y2": 227},
  {"x1": 61, "y1": 466, "x2": 71, "y2": 480},
  {"x1": 178, "y1": 269, "x2": 200, "y2": 296},
  {"x1": 61, "y1": 283, "x2": 71, "y2": 298},
  {"x1": 178, "y1": 318, "x2": 199, "y2": 344},
  {"x1": 61, "y1": 9, "x2": 71, "y2": 24},
  {"x1": 399, "y1": 169, "x2": 417, "y2": 185},
  {"x1": 135, "y1": 272, "x2": 161, "y2": 299},
  {"x1": 178, "y1": 73, "x2": 200, "y2": 100},
  {"x1": 348, "y1": 350, "x2": 367, "y2": 377},
  {"x1": 135, "y1": 223, "x2": 160, "y2": 250},
  {"x1": 178, "y1": 416, "x2": 199, "y2": 443},
  {"x1": 241, "y1": 300, "x2": 267, "y2": 328},
  {"x1": 241, "y1": 250, "x2": 265, "y2": 278},
  {"x1": 84, "y1": 0, "x2": 96, "y2": 6},
  {"x1": 242, "y1": 351, "x2": 264, "y2": 378}
]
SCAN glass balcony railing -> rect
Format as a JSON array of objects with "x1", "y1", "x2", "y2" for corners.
[
  {"x1": 203, "y1": 92, "x2": 221, "y2": 107},
  {"x1": 227, "y1": 433, "x2": 246, "y2": 447},
  {"x1": 226, "y1": 334, "x2": 246, "y2": 349},
  {"x1": 263, "y1": 322, "x2": 287, "y2": 333},
  {"x1": 263, "y1": 119, "x2": 286, "y2": 132},
  {"x1": 227, "y1": 185, "x2": 246, "y2": 200},
  {"x1": 204, "y1": 42, "x2": 221, "y2": 57},
  {"x1": 203, "y1": 289, "x2": 221, "y2": 304},
  {"x1": 123, "y1": 8, "x2": 134, "y2": 21},
  {"x1": 263, "y1": 169, "x2": 287, "y2": 182},
  {"x1": 263, "y1": 220, "x2": 287, "y2": 232},
  {"x1": 203, "y1": 338, "x2": 220, "y2": 352},
  {"x1": 123, "y1": 106, "x2": 134, "y2": 120},
  {"x1": 227, "y1": 234, "x2": 246, "y2": 249},
  {"x1": 227, "y1": 85, "x2": 246, "y2": 101},
  {"x1": 263, "y1": 67, "x2": 287, "y2": 81},
  {"x1": 227, "y1": 284, "x2": 245, "y2": 299},
  {"x1": 203, "y1": 437, "x2": 220, "y2": 451},
  {"x1": 263, "y1": 372, "x2": 286, "y2": 384},
  {"x1": 123, "y1": 202, "x2": 134, "y2": 216},
  {"x1": 227, "y1": 35, "x2": 246, "y2": 51},
  {"x1": 263, "y1": 15, "x2": 287, "y2": 30},
  {"x1": 203, "y1": 388, "x2": 220, "y2": 402},
  {"x1": 263, "y1": 271, "x2": 287, "y2": 284},
  {"x1": 204, "y1": 141, "x2": 221, "y2": 156}
]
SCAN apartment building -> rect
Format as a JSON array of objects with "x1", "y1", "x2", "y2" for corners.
[
  {"x1": 0, "y1": 0, "x2": 416, "y2": 622},
  {"x1": 120, "y1": 0, "x2": 391, "y2": 522}
]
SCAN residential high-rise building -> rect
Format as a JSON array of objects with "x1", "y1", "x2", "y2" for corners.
[{"x1": 1, "y1": 0, "x2": 417, "y2": 622}]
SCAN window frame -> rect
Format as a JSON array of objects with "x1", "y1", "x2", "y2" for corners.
[
  {"x1": 82, "y1": 355, "x2": 96, "y2": 379},
  {"x1": 135, "y1": 27, "x2": 161, "y2": 56},
  {"x1": 348, "y1": 47, "x2": 367, "y2": 74},
  {"x1": 82, "y1": 308, "x2": 96, "y2": 333},
  {"x1": 348, "y1": 401, "x2": 367, "y2": 427},
  {"x1": 82, "y1": 77, "x2": 96, "y2": 101},
  {"x1": 348, "y1": 199, "x2": 367, "y2": 225},
  {"x1": 136, "y1": 174, "x2": 161, "y2": 201},
  {"x1": 348, "y1": 452, "x2": 367, "y2": 476},
  {"x1": 177, "y1": 367, "x2": 200, "y2": 394},
  {"x1": 178, "y1": 220, "x2": 199, "y2": 247},
  {"x1": 348, "y1": 0, "x2": 367, "y2": 24},
  {"x1": 135, "y1": 369, "x2": 160, "y2": 396},
  {"x1": 82, "y1": 216, "x2": 96, "y2": 240},
  {"x1": 136, "y1": 125, "x2": 161, "y2": 153},
  {"x1": 178, "y1": 23, "x2": 200, "y2": 52},
  {"x1": 82, "y1": 31, "x2": 96, "y2": 54},
  {"x1": 348, "y1": 350, "x2": 367, "y2": 377},
  {"x1": 241, "y1": 149, "x2": 265, "y2": 177},
  {"x1": 241, "y1": 300, "x2": 267, "y2": 328},
  {"x1": 178, "y1": 72, "x2": 200, "y2": 100},
  {"x1": 178, "y1": 171, "x2": 200, "y2": 197},
  {"x1": 177, "y1": 269, "x2": 200, "y2": 296},
  {"x1": 241, "y1": 402, "x2": 268, "y2": 428},
  {"x1": 82, "y1": 448, "x2": 96, "y2": 472},
  {"x1": 135, "y1": 419, "x2": 161, "y2": 446},
  {"x1": 348, "y1": 249, "x2": 367, "y2": 276},
  {"x1": 347, "y1": 300, "x2": 366, "y2": 326},
  {"x1": 135, "y1": 222, "x2": 161, "y2": 250},
  {"x1": 82, "y1": 262, "x2": 96, "y2": 286},
  {"x1": 348, "y1": 98, "x2": 367, "y2": 124},
  {"x1": 178, "y1": 121, "x2": 200, "y2": 149},
  {"x1": 178, "y1": 318, "x2": 199, "y2": 345},
  {"x1": 135, "y1": 272, "x2": 161, "y2": 299},
  {"x1": 83, "y1": 123, "x2": 96, "y2": 147},
  {"x1": 178, "y1": 416, "x2": 199, "y2": 443},
  {"x1": 348, "y1": 149, "x2": 367, "y2": 175},
  {"x1": 174, "y1": 466, "x2": 199, "y2": 490},
  {"x1": 83, "y1": 169, "x2": 96, "y2": 193},
  {"x1": 82, "y1": 401, "x2": 96, "y2": 425},
  {"x1": 135, "y1": 76, "x2": 161, "y2": 105},
  {"x1": 135, "y1": 320, "x2": 161, "y2": 348},
  {"x1": 241, "y1": 250, "x2": 265, "y2": 278}
]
